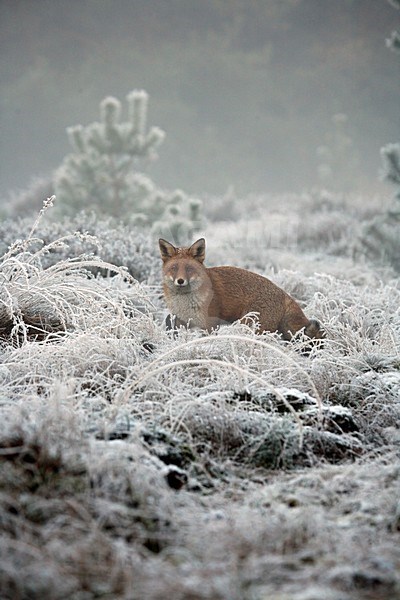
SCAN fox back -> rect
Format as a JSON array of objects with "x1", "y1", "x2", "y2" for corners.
[{"x1": 159, "y1": 238, "x2": 323, "y2": 340}]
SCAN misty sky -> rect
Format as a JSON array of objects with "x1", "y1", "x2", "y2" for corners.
[{"x1": 0, "y1": 0, "x2": 399, "y2": 201}]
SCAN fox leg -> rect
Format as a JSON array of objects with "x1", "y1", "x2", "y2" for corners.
[
  {"x1": 278, "y1": 313, "x2": 323, "y2": 341},
  {"x1": 165, "y1": 314, "x2": 196, "y2": 333},
  {"x1": 304, "y1": 319, "x2": 324, "y2": 339}
]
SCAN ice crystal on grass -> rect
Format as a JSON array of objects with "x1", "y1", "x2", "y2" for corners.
[
  {"x1": 0, "y1": 211, "x2": 160, "y2": 283},
  {"x1": 0, "y1": 198, "x2": 399, "y2": 598}
]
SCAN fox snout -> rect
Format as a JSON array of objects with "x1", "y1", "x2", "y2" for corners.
[
  {"x1": 164, "y1": 270, "x2": 193, "y2": 291},
  {"x1": 174, "y1": 277, "x2": 188, "y2": 287}
]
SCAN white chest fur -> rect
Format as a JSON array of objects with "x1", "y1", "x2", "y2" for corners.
[{"x1": 166, "y1": 289, "x2": 209, "y2": 329}]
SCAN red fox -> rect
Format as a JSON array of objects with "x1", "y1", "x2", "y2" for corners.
[{"x1": 159, "y1": 238, "x2": 323, "y2": 340}]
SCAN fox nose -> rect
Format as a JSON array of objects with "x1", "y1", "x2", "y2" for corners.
[{"x1": 176, "y1": 278, "x2": 186, "y2": 286}]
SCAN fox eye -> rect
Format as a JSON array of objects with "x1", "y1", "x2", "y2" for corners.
[{"x1": 186, "y1": 266, "x2": 194, "y2": 275}]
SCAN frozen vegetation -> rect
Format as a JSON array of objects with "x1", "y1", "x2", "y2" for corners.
[{"x1": 0, "y1": 187, "x2": 399, "y2": 600}]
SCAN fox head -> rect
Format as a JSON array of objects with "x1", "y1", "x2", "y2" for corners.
[{"x1": 159, "y1": 238, "x2": 207, "y2": 292}]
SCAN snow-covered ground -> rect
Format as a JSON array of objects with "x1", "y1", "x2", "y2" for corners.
[{"x1": 0, "y1": 192, "x2": 399, "y2": 599}]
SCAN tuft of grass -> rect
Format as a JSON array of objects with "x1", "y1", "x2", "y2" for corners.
[{"x1": 0, "y1": 195, "x2": 399, "y2": 598}]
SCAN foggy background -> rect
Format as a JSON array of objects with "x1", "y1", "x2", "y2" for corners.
[{"x1": 0, "y1": 0, "x2": 399, "y2": 202}]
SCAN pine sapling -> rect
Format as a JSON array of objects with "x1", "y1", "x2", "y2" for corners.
[
  {"x1": 54, "y1": 90, "x2": 202, "y2": 242},
  {"x1": 359, "y1": 1, "x2": 400, "y2": 271}
]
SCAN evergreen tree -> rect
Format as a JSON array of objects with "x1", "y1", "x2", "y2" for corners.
[
  {"x1": 382, "y1": 0, "x2": 400, "y2": 204},
  {"x1": 54, "y1": 90, "x2": 202, "y2": 243},
  {"x1": 360, "y1": 1, "x2": 400, "y2": 271},
  {"x1": 381, "y1": 143, "x2": 400, "y2": 203}
]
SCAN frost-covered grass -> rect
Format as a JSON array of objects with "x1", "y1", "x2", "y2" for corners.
[{"x1": 0, "y1": 192, "x2": 399, "y2": 599}]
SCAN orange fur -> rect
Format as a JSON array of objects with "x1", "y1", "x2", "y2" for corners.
[{"x1": 159, "y1": 238, "x2": 323, "y2": 340}]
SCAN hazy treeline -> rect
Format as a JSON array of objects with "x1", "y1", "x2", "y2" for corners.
[{"x1": 1, "y1": 0, "x2": 398, "y2": 199}]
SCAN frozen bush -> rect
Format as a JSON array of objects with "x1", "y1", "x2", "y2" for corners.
[
  {"x1": 358, "y1": 1, "x2": 400, "y2": 271},
  {"x1": 0, "y1": 210, "x2": 159, "y2": 283},
  {"x1": 53, "y1": 90, "x2": 202, "y2": 242},
  {"x1": 0, "y1": 191, "x2": 399, "y2": 598}
]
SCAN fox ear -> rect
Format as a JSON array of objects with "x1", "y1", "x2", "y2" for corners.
[
  {"x1": 159, "y1": 239, "x2": 177, "y2": 262},
  {"x1": 189, "y1": 238, "x2": 206, "y2": 263}
]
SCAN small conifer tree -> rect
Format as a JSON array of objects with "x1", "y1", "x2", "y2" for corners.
[
  {"x1": 54, "y1": 90, "x2": 202, "y2": 243},
  {"x1": 360, "y1": 1, "x2": 400, "y2": 271},
  {"x1": 381, "y1": 143, "x2": 400, "y2": 203},
  {"x1": 381, "y1": 0, "x2": 400, "y2": 205}
]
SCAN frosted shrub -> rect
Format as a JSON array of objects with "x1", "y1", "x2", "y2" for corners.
[
  {"x1": 360, "y1": 143, "x2": 400, "y2": 272},
  {"x1": 359, "y1": 1, "x2": 400, "y2": 272},
  {"x1": 54, "y1": 90, "x2": 202, "y2": 243},
  {"x1": 0, "y1": 200, "x2": 156, "y2": 345},
  {"x1": 0, "y1": 196, "x2": 400, "y2": 597},
  {"x1": 0, "y1": 210, "x2": 159, "y2": 284},
  {"x1": 386, "y1": 0, "x2": 400, "y2": 50},
  {"x1": 381, "y1": 142, "x2": 400, "y2": 193}
]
